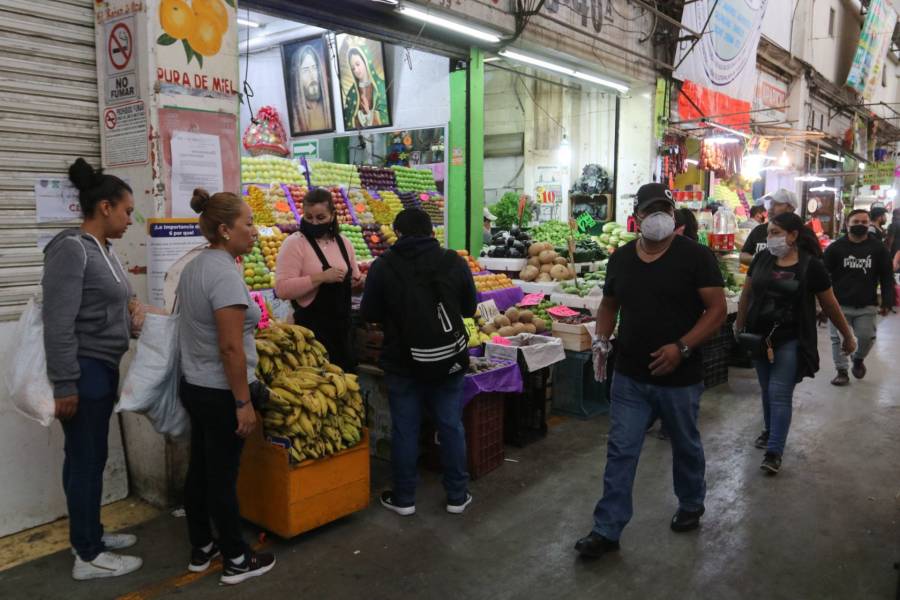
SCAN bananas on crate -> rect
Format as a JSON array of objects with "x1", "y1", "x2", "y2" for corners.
[{"x1": 255, "y1": 323, "x2": 365, "y2": 464}]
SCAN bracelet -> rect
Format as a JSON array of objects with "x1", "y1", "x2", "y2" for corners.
[{"x1": 235, "y1": 399, "x2": 250, "y2": 409}]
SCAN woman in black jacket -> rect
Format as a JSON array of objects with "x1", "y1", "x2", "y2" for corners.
[{"x1": 735, "y1": 213, "x2": 856, "y2": 475}]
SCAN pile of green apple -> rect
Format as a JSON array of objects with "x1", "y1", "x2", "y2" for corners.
[
  {"x1": 241, "y1": 156, "x2": 305, "y2": 184},
  {"x1": 392, "y1": 166, "x2": 436, "y2": 192},
  {"x1": 309, "y1": 161, "x2": 361, "y2": 188},
  {"x1": 242, "y1": 243, "x2": 275, "y2": 291},
  {"x1": 341, "y1": 224, "x2": 373, "y2": 260}
]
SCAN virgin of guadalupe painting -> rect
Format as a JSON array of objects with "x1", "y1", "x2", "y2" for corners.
[
  {"x1": 336, "y1": 34, "x2": 391, "y2": 130},
  {"x1": 282, "y1": 36, "x2": 335, "y2": 136}
]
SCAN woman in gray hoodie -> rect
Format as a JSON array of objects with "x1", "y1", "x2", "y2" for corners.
[{"x1": 42, "y1": 158, "x2": 143, "y2": 580}]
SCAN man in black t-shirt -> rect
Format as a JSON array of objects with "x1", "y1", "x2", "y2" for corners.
[
  {"x1": 575, "y1": 183, "x2": 726, "y2": 559},
  {"x1": 740, "y1": 189, "x2": 798, "y2": 266},
  {"x1": 869, "y1": 206, "x2": 887, "y2": 243},
  {"x1": 824, "y1": 209, "x2": 895, "y2": 385}
]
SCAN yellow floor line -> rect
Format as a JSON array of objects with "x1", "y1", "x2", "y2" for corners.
[{"x1": 0, "y1": 498, "x2": 161, "y2": 573}]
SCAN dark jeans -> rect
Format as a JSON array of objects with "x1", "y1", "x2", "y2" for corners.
[
  {"x1": 593, "y1": 372, "x2": 706, "y2": 541},
  {"x1": 63, "y1": 357, "x2": 118, "y2": 562},
  {"x1": 181, "y1": 380, "x2": 247, "y2": 559},
  {"x1": 753, "y1": 339, "x2": 799, "y2": 456},
  {"x1": 385, "y1": 373, "x2": 468, "y2": 506}
]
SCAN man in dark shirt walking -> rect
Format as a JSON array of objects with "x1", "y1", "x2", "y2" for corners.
[
  {"x1": 740, "y1": 189, "x2": 798, "y2": 266},
  {"x1": 574, "y1": 183, "x2": 726, "y2": 559},
  {"x1": 824, "y1": 209, "x2": 895, "y2": 385},
  {"x1": 868, "y1": 206, "x2": 888, "y2": 244}
]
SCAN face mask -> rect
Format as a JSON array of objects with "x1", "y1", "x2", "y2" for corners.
[
  {"x1": 301, "y1": 218, "x2": 333, "y2": 238},
  {"x1": 767, "y1": 235, "x2": 790, "y2": 257},
  {"x1": 640, "y1": 212, "x2": 675, "y2": 241},
  {"x1": 849, "y1": 224, "x2": 869, "y2": 237}
]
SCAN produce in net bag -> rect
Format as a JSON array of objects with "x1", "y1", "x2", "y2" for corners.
[{"x1": 243, "y1": 106, "x2": 289, "y2": 157}]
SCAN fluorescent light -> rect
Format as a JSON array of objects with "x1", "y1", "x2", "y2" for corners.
[
  {"x1": 685, "y1": 159, "x2": 699, "y2": 165},
  {"x1": 398, "y1": 5, "x2": 501, "y2": 42},
  {"x1": 810, "y1": 185, "x2": 837, "y2": 192},
  {"x1": 822, "y1": 152, "x2": 843, "y2": 162},
  {"x1": 237, "y1": 18, "x2": 260, "y2": 28},
  {"x1": 558, "y1": 135, "x2": 571, "y2": 165},
  {"x1": 500, "y1": 50, "x2": 574, "y2": 76},
  {"x1": 572, "y1": 70, "x2": 629, "y2": 93},
  {"x1": 484, "y1": 56, "x2": 500, "y2": 63},
  {"x1": 708, "y1": 121, "x2": 751, "y2": 139},
  {"x1": 705, "y1": 136, "x2": 742, "y2": 144},
  {"x1": 778, "y1": 149, "x2": 790, "y2": 168},
  {"x1": 797, "y1": 174, "x2": 827, "y2": 182}
]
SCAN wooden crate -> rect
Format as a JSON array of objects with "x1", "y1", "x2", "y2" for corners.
[
  {"x1": 237, "y1": 423, "x2": 370, "y2": 539},
  {"x1": 551, "y1": 321, "x2": 594, "y2": 352}
]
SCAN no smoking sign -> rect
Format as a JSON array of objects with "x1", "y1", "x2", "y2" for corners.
[
  {"x1": 108, "y1": 22, "x2": 132, "y2": 70},
  {"x1": 104, "y1": 16, "x2": 140, "y2": 105}
]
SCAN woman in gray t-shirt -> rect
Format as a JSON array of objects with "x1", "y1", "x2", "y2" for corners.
[{"x1": 175, "y1": 188, "x2": 275, "y2": 584}]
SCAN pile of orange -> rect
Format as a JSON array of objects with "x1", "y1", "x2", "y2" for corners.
[
  {"x1": 456, "y1": 250, "x2": 483, "y2": 274},
  {"x1": 160, "y1": 0, "x2": 229, "y2": 57},
  {"x1": 260, "y1": 229, "x2": 287, "y2": 271},
  {"x1": 473, "y1": 274, "x2": 515, "y2": 293}
]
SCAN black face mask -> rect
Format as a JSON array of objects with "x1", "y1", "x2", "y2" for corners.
[
  {"x1": 300, "y1": 218, "x2": 334, "y2": 239},
  {"x1": 849, "y1": 224, "x2": 869, "y2": 237}
]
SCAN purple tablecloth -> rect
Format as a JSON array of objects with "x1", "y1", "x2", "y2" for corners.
[
  {"x1": 463, "y1": 361, "x2": 523, "y2": 406},
  {"x1": 476, "y1": 286, "x2": 524, "y2": 312}
]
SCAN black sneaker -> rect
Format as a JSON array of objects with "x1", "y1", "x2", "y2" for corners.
[
  {"x1": 831, "y1": 369, "x2": 850, "y2": 386},
  {"x1": 220, "y1": 551, "x2": 276, "y2": 585},
  {"x1": 446, "y1": 493, "x2": 473, "y2": 515},
  {"x1": 670, "y1": 507, "x2": 705, "y2": 532},
  {"x1": 380, "y1": 491, "x2": 415, "y2": 516},
  {"x1": 761, "y1": 452, "x2": 782, "y2": 475},
  {"x1": 851, "y1": 359, "x2": 866, "y2": 380},
  {"x1": 188, "y1": 543, "x2": 221, "y2": 573},
  {"x1": 574, "y1": 532, "x2": 620, "y2": 558},
  {"x1": 754, "y1": 430, "x2": 769, "y2": 449}
]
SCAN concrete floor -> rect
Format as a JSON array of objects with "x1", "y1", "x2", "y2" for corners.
[{"x1": 1, "y1": 320, "x2": 898, "y2": 600}]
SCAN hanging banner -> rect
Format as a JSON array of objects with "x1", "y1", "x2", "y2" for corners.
[
  {"x1": 673, "y1": 0, "x2": 769, "y2": 103},
  {"x1": 676, "y1": 81, "x2": 752, "y2": 131},
  {"x1": 846, "y1": 0, "x2": 898, "y2": 101}
]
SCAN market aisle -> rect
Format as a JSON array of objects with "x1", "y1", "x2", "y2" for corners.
[{"x1": 1, "y1": 319, "x2": 898, "y2": 600}]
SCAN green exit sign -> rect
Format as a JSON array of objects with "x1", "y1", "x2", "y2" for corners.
[{"x1": 292, "y1": 140, "x2": 318, "y2": 159}]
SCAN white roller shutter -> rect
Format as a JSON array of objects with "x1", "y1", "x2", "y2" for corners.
[{"x1": 0, "y1": 0, "x2": 98, "y2": 321}]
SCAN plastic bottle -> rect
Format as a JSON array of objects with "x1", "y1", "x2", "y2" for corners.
[
  {"x1": 723, "y1": 207, "x2": 737, "y2": 250},
  {"x1": 698, "y1": 210, "x2": 714, "y2": 248}
]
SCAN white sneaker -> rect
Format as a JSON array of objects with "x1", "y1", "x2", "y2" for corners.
[
  {"x1": 72, "y1": 551, "x2": 143, "y2": 581},
  {"x1": 71, "y1": 532, "x2": 137, "y2": 556},
  {"x1": 446, "y1": 493, "x2": 473, "y2": 514}
]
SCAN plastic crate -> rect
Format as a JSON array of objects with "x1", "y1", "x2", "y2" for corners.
[
  {"x1": 423, "y1": 392, "x2": 505, "y2": 480},
  {"x1": 703, "y1": 355, "x2": 729, "y2": 389},
  {"x1": 552, "y1": 350, "x2": 609, "y2": 418},
  {"x1": 504, "y1": 367, "x2": 550, "y2": 447}
]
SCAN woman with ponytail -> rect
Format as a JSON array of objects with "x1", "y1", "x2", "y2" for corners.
[
  {"x1": 735, "y1": 212, "x2": 856, "y2": 475},
  {"x1": 42, "y1": 158, "x2": 143, "y2": 580},
  {"x1": 274, "y1": 187, "x2": 362, "y2": 371}
]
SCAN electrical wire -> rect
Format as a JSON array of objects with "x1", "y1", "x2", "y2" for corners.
[
  {"x1": 242, "y1": 6, "x2": 256, "y2": 123},
  {"x1": 516, "y1": 74, "x2": 565, "y2": 133},
  {"x1": 672, "y1": 0, "x2": 719, "y2": 72}
]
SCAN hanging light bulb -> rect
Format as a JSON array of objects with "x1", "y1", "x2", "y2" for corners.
[
  {"x1": 778, "y1": 148, "x2": 790, "y2": 169},
  {"x1": 558, "y1": 134, "x2": 571, "y2": 165}
]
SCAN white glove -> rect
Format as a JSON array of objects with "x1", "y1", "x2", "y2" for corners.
[{"x1": 590, "y1": 333, "x2": 612, "y2": 382}]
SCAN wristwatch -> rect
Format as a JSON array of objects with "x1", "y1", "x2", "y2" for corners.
[
  {"x1": 235, "y1": 399, "x2": 250, "y2": 409},
  {"x1": 676, "y1": 339, "x2": 692, "y2": 359}
]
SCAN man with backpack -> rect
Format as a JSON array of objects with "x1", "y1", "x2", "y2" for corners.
[{"x1": 361, "y1": 208, "x2": 477, "y2": 516}]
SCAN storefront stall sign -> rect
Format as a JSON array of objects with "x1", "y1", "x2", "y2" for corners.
[
  {"x1": 575, "y1": 211, "x2": 597, "y2": 233},
  {"x1": 753, "y1": 71, "x2": 787, "y2": 124},
  {"x1": 547, "y1": 305, "x2": 580, "y2": 318},
  {"x1": 846, "y1": 0, "x2": 898, "y2": 101},
  {"x1": 102, "y1": 100, "x2": 149, "y2": 167},
  {"x1": 34, "y1": 177, "x2": 80, "y2": 223},
  {"x1": 676, "y1": 81, "x2": 751, "y2": 132},
  {"x1": 147, "y1": 219, "x2": 205, "y2": 308},
  {"x1": 861, "y1": 161, "x2": 896, "y2": 186},
  {"x1": 152, "y1": 0, "x2": 239, "y2": 100}
]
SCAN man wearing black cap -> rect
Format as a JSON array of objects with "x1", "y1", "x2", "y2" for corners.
[
  {"x1": 869, "y1": 206, "x2": 888, "y2": 244},
  {"x1": 575, "y1": 183, "x2": 727, "y2": 558}
]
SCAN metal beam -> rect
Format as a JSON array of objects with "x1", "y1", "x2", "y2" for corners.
[
  {"x1": 629, "y1": 0, "x2": 705, "y2": 38},
  {"x1": 669, "y1": 106, "x2": 791, "y2": 125}
]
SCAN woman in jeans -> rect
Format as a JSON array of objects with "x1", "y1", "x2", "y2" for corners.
[
  {"x1": 42, "y1": 158, "x2": 143, "y2": 580},
  {"x1": 177, "y1": 188, "x2": 275, "y2": 585},
  {"x1": 735, "y1": 213, "x2": 856, "y2": 475}
]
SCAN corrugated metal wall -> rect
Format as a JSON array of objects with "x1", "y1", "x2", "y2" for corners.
[{"x1": 0, "y1": 0, "x2": 98, "y2": 321}]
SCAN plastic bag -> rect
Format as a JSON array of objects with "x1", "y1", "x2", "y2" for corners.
[
  {"x1": 589, "y1": 332, "x2": 612, "y2": 383},
  {"x1": 2, "y1": 299, "x2": 55, "y2": 426},
  {"x1": 117, "y1": 313, "x2": 189, "y2": 438},
  {"x1": 242, "y1": 106, "x2": 289, "y2": 156}
]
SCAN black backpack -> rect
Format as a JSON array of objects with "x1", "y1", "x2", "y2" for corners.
[{"x1": 382, "y1": 249, "x2": 469, "y2": 380}]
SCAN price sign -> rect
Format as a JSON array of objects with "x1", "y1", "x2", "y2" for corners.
[
  {"x1": 547, "y1": 305, "x2": 580, "y2": 318},
  {"x1": 463, "y1": 318, "x2": 479, "y2": 339},
  {"x1": 519, "y1": 292, "x2": 545, "y2": 307},
  {"x1": 576, "y1": 212, "x2": 597, "y2": 232},
  {"x1": 477, "y1": 299, "x2": 500, "y2": 323},
  {"x1": 490, "y1": 335, "x2": 512, "y2": 346},
  {"x1": 257, "y1": 226, "x2": 276, "y2": 237}
]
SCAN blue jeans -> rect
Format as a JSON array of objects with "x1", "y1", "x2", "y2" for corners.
[
  {"x1": 385, "y1": 373, "x2": 468, "y2": 506},
  {"x1": 753, "y1": 339, "x2": 799, "y2": 456},
  {"x1": 62, "y1": 357, "x2": 118, "y2": 562},
  {"x1": 593, "y1": 373, "x2": 706, "y2": 541}
]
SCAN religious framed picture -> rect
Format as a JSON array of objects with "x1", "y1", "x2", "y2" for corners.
[
  {"x1": 335, "y1": 33, "x2": 392, "y2": 131},
  {"x1": 281, "y1": 35, "x2": 335, "y2": 136}
]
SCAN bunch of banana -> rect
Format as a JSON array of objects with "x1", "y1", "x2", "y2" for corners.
[{"x1": 255, "y1": 323, "x2": 331, "y2": 384}]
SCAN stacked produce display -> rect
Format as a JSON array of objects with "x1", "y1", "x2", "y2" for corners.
[
  {"x1": 421, "y1": 195, "x2": 444, "y2": 225},
  {"x1": 377, "y1": 190, "x2": 403, "y2": 219},
  {"x1": 392, "y1": 165, "x2": 437, "y2": 191},
  {"x1": 596, "y1": 221, "x2": 637, "y2": 254},
  {"x1": 358, "y1": 166, "x2": 395, "y2": 189},
  {"x1": 518, "y1": 243, "x2": 576, "y2": 283},
  {"x1": 244, "y1": 185, "x2": 275, "y2": 226},
  {"x1": 474, "y1": 273, "x2": 516, "y2": 292},
  {"x1": 328, "y1": 187, "x2": 355, "y2": 225},
  {"x1": 483, "y1": 226, "x2": 532, "y2": 259},
  {"x1": 477, "y1": 306, "x2": 548, "y2": 338},
  {"x1": 242, "y1": 242, "x2": 275, "y2": 290},
  {"x1": 259, "y1": 228, "x2": 288, "y2": 272},
  {"x1": 255, "y1": 323, "x2": 365, "y2": 464},
  {"x1": 457, "y1": 250, "x2": 483, "y2": 274},
  {"x1": 309, "y1": 161, "x2": 361, "y2": 188},
  {"x1": 242, "y1": 156, "x2": 306, "y2": 184},
  {"x1": 362, "y1": 224, "x2": 391, "y2": 257},
  {"x1": 342, "y1": 225, "x2": 373, "y2": 261},
  {"x1": 397, "y1": 191, "x2": 421, "y2": 210}
]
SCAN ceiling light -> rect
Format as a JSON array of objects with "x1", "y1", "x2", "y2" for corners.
[
  {"x1": 685, "y1": 158, "x2": 699, "y2": 165},
  {"x1": 822, "y1": 152, "x2": 843, "y2": 162},
  {"x1": 571, "y1": 71, "x2": 629, "y2": 93},
  {"x1": 708, "y1": 121, "x2": 751, "y2": 139},
  {"x1": 237, "y1": 18, "x2": 260, "y2": 28},
  {"x1": 705, "y1": 136, "x2": 742, "y2": 145},
  {"x1": 778, "y1": 149, "x2": 790, "y2": 168},
  {"x1": 484, "y1": 56, "x2": 500, "y2": 63},
  {"x1": 809, "y1": 185, "x2": 837, "y2": 192},
  {"x1": 860, "y1": 162, "x2": 867, "y2": 171},
  {"x1": 499, "y1": 50, "x2": 574, "y2": 76},
  {"x1": 558, "y1": 135, "x2": 571, "y2": 165},
  {"x1": 398, "y1": 5, "x2": 501, "y2": 42},
  {"x1": 796, "y1": 174, "x2": 827, "y2": 182}
]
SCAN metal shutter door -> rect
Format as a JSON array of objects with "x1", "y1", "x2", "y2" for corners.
[{"x1": 0, "y1": 0, "x2": 98, "y2": 321}]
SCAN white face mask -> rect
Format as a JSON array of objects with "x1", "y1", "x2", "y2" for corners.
[
  {"x1": 767, "y1": 235, "x2": 790, "y2": 257},
  {"x1": 640, "y1": 212, "x2": 676, "y2": 241}
]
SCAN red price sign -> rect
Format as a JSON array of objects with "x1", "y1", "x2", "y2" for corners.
[
  {"x1": 518, "y1": 292, "x2": 544, "y2": 307},
  {"x1": 547, "y1": 305, "x2": 580, "y2": 318}
]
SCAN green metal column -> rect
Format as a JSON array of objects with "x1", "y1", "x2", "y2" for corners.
[{"x1": 447, "y1": 48, "x2": 484, "y2": 253}]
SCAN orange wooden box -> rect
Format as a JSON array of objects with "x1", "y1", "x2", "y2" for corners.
[{"x1": 237, "y1": 423, "x2": 371, "y2": 539}]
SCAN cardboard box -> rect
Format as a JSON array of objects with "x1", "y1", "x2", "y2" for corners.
[{"x1": 551, "y1": 321, "x2": 594, "y2": 351}]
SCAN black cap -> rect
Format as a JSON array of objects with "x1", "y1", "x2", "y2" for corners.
[
  {"x1": 634, "y1": 183, "x2": 675, "y2": 213},
  {"x1": 870, "y1": 206, "x2": 887, "y2": 220}
]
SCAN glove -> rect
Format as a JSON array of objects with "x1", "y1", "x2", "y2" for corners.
[{"x1": 590, "y1": 334, "x2": 613, "y2": 382}]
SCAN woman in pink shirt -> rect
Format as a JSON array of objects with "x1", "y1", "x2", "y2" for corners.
[{"x1": 275, "y1": 188, "x2": 362, "y2": 371}]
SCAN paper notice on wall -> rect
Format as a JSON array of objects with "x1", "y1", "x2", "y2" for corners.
[
  {"x1": 34, "y1": 177, "x2": 81, "y2": 222},
  {"x1": 147, "y1": 219, "x2": 205, "y2": 308},
  {"x1": 170, "y1": 132, "x2": 224, "y2": 217},
  {"x1": 102, "y1": 100, "x2": 148, "y2": 167}
]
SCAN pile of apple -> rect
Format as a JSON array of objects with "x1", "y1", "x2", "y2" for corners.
[
  {"x1": 362, "y1": 224, "x2": 390, "y2": 257},
  {"x1": 368, "y1": 197, "x2": 395, "y2": 225},
  {"x1": 284, "y1": 184, "x2": 306, "y2": 219},
  {"x1": 347, "y1": 190, "x2": 375, "y2": 224},
  {"x1": 262, "y1": 184, "x2": 298, "y2": 229},
  {"x1": 242, "y1": 156, "x2": 305, "y2": 184},
  {"x1": 241, "y1": 243, "x2": 275, "y2": 291},
  {"x1": 259, "y1": 229, "x2": 288, "y2": 271},
  {"x1": 358, "y1": 165, "x2": 396, "y2": 189},
  {"x1": 378, "y1": 190, "x2": 403, "y2": 219},
  {"x1": 309, "y1": 161, "x2": 361, "y2": 188},
  {"x1": 397, "y1": 191, "x2": 421, "y2": 210},
  {"x1": 392, "y1": 166, "x2": 437, "y2": 192},
  {"x1": 341, "y1": 224, "x2": 373, "y2": 261},
  {"x1": 244, "y1": 185, "x2": 275, "y2": 226},
  {"x1": 421, "y1": 195, "x2": 444, "y2": 225}
]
